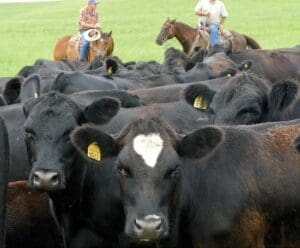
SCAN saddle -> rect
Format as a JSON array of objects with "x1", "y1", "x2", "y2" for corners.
[{"x1": 69, "y1": 35, "x2": 84, "y2": 54}]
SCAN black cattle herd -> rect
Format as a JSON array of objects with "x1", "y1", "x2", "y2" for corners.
[{"x1": 0, "y1": 43, "x2": 299, "y2": 248}]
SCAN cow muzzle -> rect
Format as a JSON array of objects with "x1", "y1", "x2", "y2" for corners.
[
  {"x1": 132, "y1": 215, "x2": 168, "y2": 241},
  {"x1": 31, "y1": 170, "x2": 62, "y2": 191}
]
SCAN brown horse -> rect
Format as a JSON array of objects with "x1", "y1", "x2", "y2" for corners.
[
  {"x1": 53, "y1": 31, "x2": 114, "y2": 62},
  {"x1": 156, "y1": 19, "x2": 261, "y2": 56}
]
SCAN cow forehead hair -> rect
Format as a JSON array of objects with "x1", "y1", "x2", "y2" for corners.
[
  {"x1": 217, "y1": 73, "x2": 269, "y2": 103},
  {"x1": 117, "y1": 117, "x2": 178, "y2": 146},
  {"x1": 29, "y1": 92, "x2": 83, "y2": 121}
]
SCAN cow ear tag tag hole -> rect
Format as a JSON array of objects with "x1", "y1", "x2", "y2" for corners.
[
  {"x1": 87, "y1": 142, "x2": 101, "y2": 161},
  {"x1": 193, "y1": 96, "x2": 207, "y2": 110}
]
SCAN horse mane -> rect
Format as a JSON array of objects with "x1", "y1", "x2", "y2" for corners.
[{"x1": 173, "y1": 21, "x2": 197, "y2": 32}]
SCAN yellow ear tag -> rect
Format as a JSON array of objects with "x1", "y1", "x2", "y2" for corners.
[
  {"x1": 227, "y1": 73, "x2": 232, "y2": 77},
  {"x1": 87, "y1": 142, "x2": 101, "y2": 161},
  {"x1": 193, "y1": 96, "x2": 207, "y2": 110},
  {"x1": 108, "y1": 66, "x2": 113, "y2": 75},
  {"x1": 34, "y1": 92, "x2": 38, "y2": 99}
]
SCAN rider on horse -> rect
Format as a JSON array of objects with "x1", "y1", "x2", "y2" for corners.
[
  {"x1": 78, "y1": 0, "x2": 101, "y2": 61},
  {"x1": 194, "y1": 0, "x2": 228, "y2": 47}
]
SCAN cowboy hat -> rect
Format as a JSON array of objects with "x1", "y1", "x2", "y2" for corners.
[{"x1": 83, "y1": 29, "x2": 101, "y2": 42}]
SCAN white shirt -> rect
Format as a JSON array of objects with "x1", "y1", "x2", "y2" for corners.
[{"x1": 195, "y1": 0, "x2": 228, "y2": 26}]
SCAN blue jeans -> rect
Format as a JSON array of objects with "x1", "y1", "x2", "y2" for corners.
[
  {"x1": 79, "y1": 30, "x2": 90, "y2": 61},
  {"x1": 209, "y1": 24, "x2": 220, "y2": 47}
]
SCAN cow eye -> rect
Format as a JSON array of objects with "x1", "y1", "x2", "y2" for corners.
[
  {"x1": 117, "y1": 166, "x2": 131, "y2": 177},
  {"x1": 165, "y1": 166, "x2": 181, "y2": 179},
  {"x1": 237, "y1": 108, "x2": 260, "y2": 117}
]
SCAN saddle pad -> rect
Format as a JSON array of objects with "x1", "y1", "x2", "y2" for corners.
[{"x1": 69, "y1": 35, "x2": 81, "y2": 46}]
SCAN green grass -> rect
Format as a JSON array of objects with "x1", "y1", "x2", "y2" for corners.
[{"x1": 0, "y1": 0, "x2": 299, "y2": 76}]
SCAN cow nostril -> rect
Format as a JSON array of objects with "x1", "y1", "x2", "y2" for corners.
[
  {"x1": 33, "y1": 174, "x2": 41, "y2": 184},
  {"x1": 134, "y1": 220, "x2": 142, "y2": 231},
  {"x1": 155, "y1": 220, "x2": 162, "y2": 230},
  {"x1": 51, "y1": 174, "x2": 59, "y2": 185}
]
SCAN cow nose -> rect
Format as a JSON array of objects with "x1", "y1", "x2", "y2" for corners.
[
  {"x1": 32, "y1": 170, "x2": 59, "y2": 191},
  {"x1": 133, "y1": 215, "x2": 166, "y2": 241}
]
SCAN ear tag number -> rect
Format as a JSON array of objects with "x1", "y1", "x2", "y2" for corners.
[
  {"x1": 87, "y1": 142, "x2": 101, "y2": 161},
  {"x1": 193, "y1": 96, "x2": 207, "y2": 110}
]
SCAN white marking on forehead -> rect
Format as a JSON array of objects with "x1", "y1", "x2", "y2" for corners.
[
  {"x1": 133, "y1": 133, "x2": 164, "y2": 168},
  {"x1": 144, "y1": 215, "x2": 161, "y2": 221}
]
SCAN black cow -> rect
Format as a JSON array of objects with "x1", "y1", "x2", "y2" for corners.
[
  {"x1": 70, "y1": 89, "x2": 144, "y2": 108},
  {"x1": 23, "y1": 92, "x2": 127, "y2": 247},
  {"x1": 100, "y1": 101, "x2": 210, "y2": 135},
  {"x1": 184, "y1": 73, "x2": 300, "y2": 125},
  {"x1": 0, "y1": 115, "x2": 9, "y2": 247},
  {"x1": 71, "y1": 117, "x2": 300, "y2": 247},
  {"x1": 0, "y1": 104, "x2": 30, "y2": 181},
  {"x1": 229, "y1": 47, "x2": 300, "y2": 84},
  {"x1": 129, "y1": 74, "x2": 236, "y2": 105}
]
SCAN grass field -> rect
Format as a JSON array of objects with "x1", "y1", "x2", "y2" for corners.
[{"x1": 0, "y1": 0, "x2": 299, "y2": 76}]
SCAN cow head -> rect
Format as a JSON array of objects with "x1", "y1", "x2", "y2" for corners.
[
  {"x1": 184, "y1": 73, "x2": 270, "y2": 124},
  {"x1": 23, "y1": 91, "x2": 120, "y2": 191},
  {"x1": 70, "y1": 118, "x2": 223, "y2": 243}
]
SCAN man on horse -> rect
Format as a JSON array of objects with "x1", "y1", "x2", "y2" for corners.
[
  {"x1": 78, "y1": 0, "x2": 101, "y2": 61},
  {"x1": 194, "y1": 0, "x2": 228, "y2": 47}
]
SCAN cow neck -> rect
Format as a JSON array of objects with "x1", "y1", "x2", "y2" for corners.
[{"x1": 49, "y1": 153, "x2": 86, "y2": 210}]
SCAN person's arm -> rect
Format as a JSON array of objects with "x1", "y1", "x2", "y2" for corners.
[
  {"x1": 219, "y1": 3, "x2": 228, "y2": 28},
  {"x1": 80, "y1": 21, "x2": 99, "y2": 29},
  {"x1": 194, "y1": 1, "x2": 210, "y2": 17}
]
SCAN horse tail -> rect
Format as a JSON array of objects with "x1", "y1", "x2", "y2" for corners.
[{"x1": 242, "y1": 34, "x2": 261, "y2": 49}]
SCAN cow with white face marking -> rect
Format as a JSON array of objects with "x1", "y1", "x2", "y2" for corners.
[
  {"x1": 71, "y1": 118, "x2": 182, "y2": 245},
  {"x1": 71, "y1": 118, "x2": 300, "y2": 247}
]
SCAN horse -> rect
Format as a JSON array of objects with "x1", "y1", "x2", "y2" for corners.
[
  {"x1": 53, "y1": 31, "x2": 114, "y2": 62},
  {"x1": 156, "y1": 18, "x2": 261, "y2": 56}
]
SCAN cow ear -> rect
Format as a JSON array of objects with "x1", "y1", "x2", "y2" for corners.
[
  {"x1": 269, "y1": 80, "x2": 298, "y2": 111},
  {"x1": 183, "y1": 84, "x2": 216, "y2": 111},
  {"x1": 178, "y1": 126, "x2": 224, "y2": 159},
  {"x1": 70, "y1": 125, "x2": 118, "y2": 163},
  {"x1": 83, "y1": 97, "x2": 120, "y2": 125},
  {"x1": 3, "y1": 76, "x2": 23, "y2": 104},
  {"x1": 106, "y1": 58, "x2": 118, "y2": 75},
  {"x1": 20, "y1": 74, "x2": 41, "y2": 103},
  {"x1": 238, "y1": 60, "x2": 253, "y2": 71}
]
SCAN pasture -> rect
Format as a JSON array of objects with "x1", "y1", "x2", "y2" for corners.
[{"x1": 0, "y1": 0, "x2": 299, "y2": 76}]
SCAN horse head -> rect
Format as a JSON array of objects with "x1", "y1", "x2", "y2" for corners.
[
  {"x1": 90, "y1": 31, "x2": 114, "y2": 59},
  {"x1": 155, "y1": 18, "x2": 176, "y2": 45}
]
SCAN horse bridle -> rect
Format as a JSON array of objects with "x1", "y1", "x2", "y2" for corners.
[{"x1": 89, "y1": 39, "x2": 106, "y2": 55}]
